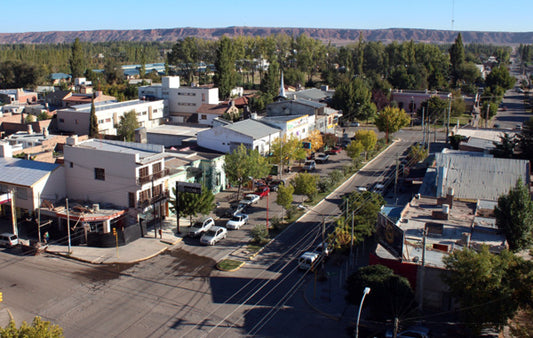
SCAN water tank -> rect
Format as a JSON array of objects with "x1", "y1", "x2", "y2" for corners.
[
  {"x1": 442, "y1": 204, "x2": 450, "y2": 214},
  {"x1": 92, "y1": 204, "x2": 100, "y2": 212},
  {"x1": 447, "y1": 187, "x2": 454, "y2": 196}
]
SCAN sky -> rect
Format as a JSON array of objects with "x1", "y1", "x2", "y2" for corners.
[{"x1": 2, "y1": 0, "x2": 532, "y2": 34}]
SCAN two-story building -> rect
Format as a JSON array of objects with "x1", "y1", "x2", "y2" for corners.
[{"x1": 56, "y1": 99, "x2": 165, "y2": 136}]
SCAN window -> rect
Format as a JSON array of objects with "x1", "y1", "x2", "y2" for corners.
[
  {"x1": 98, "y1": 119, "x2": 104, "y2": 124},
  {"x1": 59, "y1": 118, "x2": 65, "y2": 123},
  {"x1": 201, "y1": 114, "x2": 207, "y2": 120},
  {"x1": 139, "y1": 166, "x2": 149, "y2": 178},
  {"x1": 105, "y1": 118, "x2": 111, "y2": 123},
  {"x1": 140, "y1": 189, "x2": 150, "y2": 202},
  {"x1": 202, "y1": 93, "x2": 205, "y2": 102},
  {"x1": 15, "y1": 187, "x2": 27, "y2": 200},
  {"x1": 153, "y1": 184, "x2": 162, "y2": 196},
  {"x1": 128, "y1": 192, "x2": 135, "y2": 208},
  {"x1": 75, "y1": 119, "x2": 79, "y2": 125},
  {"x1": 70, "y1": 162, "x2": 73, "y2": 168},
  {"x1": 94, "y1": 168, "x2": 105, "y2": 181},
  {"x1": 152, "y1": 162, "x2": 161, "y2": 174},
  {"x1": 142, "y1": 111, "x2": 147, "y2": 115}
]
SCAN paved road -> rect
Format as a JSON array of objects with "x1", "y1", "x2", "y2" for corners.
[{"x1": 0, "y1": 130, "x2": 422, "y2": 337}]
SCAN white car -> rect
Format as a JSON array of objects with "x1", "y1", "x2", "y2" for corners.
[
  {"x1": 315, "y1": 242, "x2": 333, "y2": 257},
  {"x1": 188, "y1": 217, "x2": 215, "y2": 237},
  {"x1": 226, "y1": 214, "x2": 249, "y2": 230},
  {"x1": 356, "y1": 186, "x2": 367, "y2": 192},
  {"x1": 239, "y1": 194, "x2": 260, "y2": 206},
  {"x1": 200, "y1": 226, "x2": 227, "y2": 245}
]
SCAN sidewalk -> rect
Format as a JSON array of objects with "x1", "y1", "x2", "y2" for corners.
[{"x1": 45, "y1": 218, "x2": 184, "y2": 264}]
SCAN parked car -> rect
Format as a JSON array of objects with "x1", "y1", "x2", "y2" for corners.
[
  {"x1": 255, "y1": 186, "x2": 270, "y2": 198},
  {"x1": 188, "y1": 217, "x2": 215, "y2": 237},
  {"x1": 303, "y1": 160, "x2": 316, "y2": 171},
  {"x1": 516, "y1": 124, "x2": 523, "y2": 130},
  {"x1": 372, "y1": 183, "x2": 385, "y2": 194},
  {"x1": 315, "y1": 153, "x2": 329, "y2": 163},
  {"x1": 385, "y1": 326, "x2": 430, "y2": 338},
  {"x1": 326, "y1": 146, "x2": 342, "y2": 155},
  {"x1": 200, "y1": 226, "x2": 227, "y2": 245},
  {"x1": 0, "y1": 233, "x2": 19, "y2": 247},
  {"x1": 226, "y1": 213, "x2": 249, "y2": 230},
  {"x1": 239, "y1": 194, "x2": 260, "y2": 205},
  {"x1": 225, "y1": 203, "x2": 247, "y2": 218},
  {"x1": 268, "y1": 179, "x2": 286, "y2": 192},
  {"x1": 356, "y1": 186, "x2": 368, "y2": 193}
]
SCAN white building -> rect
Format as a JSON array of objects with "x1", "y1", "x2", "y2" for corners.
[
  {"x1": 0, "y1": 143, "x2": 66, "y2": 221},
  {"x1": 56, "y1": 99, "x2": 165, "y2": 136},
  {"x1": 260, "y1": 114, "x2": 313, "y2": 140},
  {"x1": 138, "y1": 76, "x2": 219, "y2": 123},
  {"x1": 197, "y1": 119, "x2": 281, "y2": 155},
  {"x1": 63, "y1": 137, "x2": 169, "y2": 212}
]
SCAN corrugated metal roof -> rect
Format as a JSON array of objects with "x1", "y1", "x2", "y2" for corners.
[
  {"x1": 0, "y1": 158, "x2": 59, "y2": 187},
  {"x1": 285, "y1": 88, "x2": 332, "y2": 101},
  {"x1": 223, "y1": 119, "x2": 281, "y2": 139},
  {"x1": 435, "y1": 152, "x2": 530, "y2": 201},
  {"x1": 74, "y1": 139, "x2": 165, "y2": 164}
]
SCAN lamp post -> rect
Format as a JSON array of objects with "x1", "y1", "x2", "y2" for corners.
[{"x1": 355, "y1": 287, "x2": 371, "y2": 338}]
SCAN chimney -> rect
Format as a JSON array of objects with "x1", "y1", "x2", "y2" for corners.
[
  {"x1": 66, "y1": 135, "x2": 78, "y2": 146},
  {"x1": 43, "y1": 127, "x2": 49, "y2": 138},
  {"x1": 27, "y1": 124, "x2": 33, "y2": 134},
  {"x1": 0, "y1": 142, "x2": 13, "y2": 158}
]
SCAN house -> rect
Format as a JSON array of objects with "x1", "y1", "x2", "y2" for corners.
[
  {"x1": 197, "y1": 119, "x2": 281, "y2": 155},
  {"x1": 391, "y1": 89, "x2": 452, "y2": 117},
  {"x1": 62, "y1": 91, "x2": 116, "y2": 108},
  {"x1": 45, "y1": 90, "x2": 72, "y2": 108},
  {"x1": 284, "y1": 86, "x2": 334, "y2": 103},
  {"x1": 135, "y1": 124, "x2": 209, "y2": 148},
  {"x1": 138, "y1": 76, "x2": 220, "y2": 122},
  {"x1": 56, "y1": 99, "x2": 165, "y2": 136},
  {"x1": 260, "y1": 114, "x2": 313, "y2": 140},
  {"x1": 0, "y1": 89, "x2": 38, "y2": 105},
  {"x1": 50, "y1": 73, "x2": 72, "y2": 85},
  {"x1": 196, "y1": 101, "x2": 240, "y2": 126},
  {"x1": 0, "y1": 144, "x2": 66, "y2": 226}
]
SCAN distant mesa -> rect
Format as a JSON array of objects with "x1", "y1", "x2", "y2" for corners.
[{"x1": 0, "y1": 26, "x2": 532, "y2": 45}]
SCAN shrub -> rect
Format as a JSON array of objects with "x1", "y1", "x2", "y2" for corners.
[{"x1": 251, "y1": 224, "x2": 269, "y2": 244}]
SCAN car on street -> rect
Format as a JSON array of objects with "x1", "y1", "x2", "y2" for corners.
[
  {"x1": 356, "y1": 186, "x2": 368, "y2": 192},
  {"x1": 303, "y1": 160, "x2": 316, "y2": 171},
  {"x1": 200, "y1": 226, "x2": 227, "y2": 245},
  {"x1": 0, "y1": 233, "x2": 19, "y2": 247},
  {"x1": 226, "y1": 213, "x2": 249, "y2": 230},
  {"x1": 188, "y1": 217, "x2": 215, "y2": 237},
  {"x1": 372, "y1": 183, "x2": 385, "y2": 194},
  {"x1": 255, "y1": 186, "x2": 270, "y2": 198},
  {"x1": 326, "y1": 146, "x2": 342, "y2": 155},
  {"x1": 239, "y1": 194, "x2": 260, "y2": 205},
  {"x1": 314, "y1": 242, "x2": 333, "y2": 257},
  {"x1": 315, "y1": 153, "x2": 329, "y2": 163},
  {"x1": 385, "y1": 326, "x2": 430, "y2": 338},
  {"x1": 297, "y1": 251, "x2": 322, "y2": 271},
  {"x1": 516, "y1": 124, "x2": 523, "y2": 130}
]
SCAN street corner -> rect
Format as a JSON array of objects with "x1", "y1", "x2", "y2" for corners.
[{"x1": 215, "y1": 258, "x2": 245, "y2": 272}]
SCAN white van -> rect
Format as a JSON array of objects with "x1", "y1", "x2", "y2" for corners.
[
  {"x1": 372, "y1": 183, "x2": 385, "y2": 194},
  {"x1": 298, "y1": 252, "x2": 322, "y2": 271},
  {"x1": 0, "y1": 233, "x2": 19, "y2": 247}
]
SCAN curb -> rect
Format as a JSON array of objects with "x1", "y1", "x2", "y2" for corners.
[
  {"x1": 216, "y1": 259, "x2": 245, "y2": 272},
  {"x1": 302, "y1": 285, "x2": 341, "y2": 321}
]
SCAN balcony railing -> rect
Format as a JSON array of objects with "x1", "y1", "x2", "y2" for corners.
[
  {"x1": 137, "y1": 168, "x2": 170, "y2": 185},
  {"x1": 137, "y1": 189, "x2": 170, "y2": 208}
]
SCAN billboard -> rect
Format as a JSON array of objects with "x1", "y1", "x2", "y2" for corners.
[{"x1": 376, "y1": 213, "x2": 404, "y2": 259}]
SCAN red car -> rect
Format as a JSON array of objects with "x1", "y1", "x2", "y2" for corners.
[
  {"x1": 255, "y1": 186, "x2": 270, "y2": 198},
  {"x1": 327, "y1": 146, "x2": 342, "y2": 155}
]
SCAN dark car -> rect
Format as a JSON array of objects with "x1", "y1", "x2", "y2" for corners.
[
  {"x1": 327, "y1": 146, "x2": 342, "y2": 155},
  {"x1": 268, "y1": 179, "x2": 286, "y2": 192}
]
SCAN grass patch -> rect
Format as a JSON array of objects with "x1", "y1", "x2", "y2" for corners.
[
  {"x1": 247, "y1": 244, "x2": 262, "y2": 253},
  {"x1": 216, "y1": 259, "x2": 244, "y2": 271}
]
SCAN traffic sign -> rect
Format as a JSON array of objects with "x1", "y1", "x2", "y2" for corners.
[{"x1": 176, "y1": 182, "x2": 202, "y2": 194}]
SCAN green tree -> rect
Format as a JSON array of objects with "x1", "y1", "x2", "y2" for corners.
[
  {"x1": 170, "y1": 185, "x2": 215, "y2": 225},
  {"x1": 353, "y1": 129, "x2": 377, "y2": 160},
  {"x1": 69, "y1": 38, "x2": 86, "y2": 78},
  {"x1": 89, "y1": 97, "x2": 98, "y2": 138},
  {"x1": 37, "y1": 111, "x2": 50, "y2": 121},
  {"x1": 517, "y1": 117, "x2": 533, "y2": 162},
  {"x1": 276, "y1": 183, "x2": 294, "y2": 220},
  {"x1": 486, "y1": 65, "x2": 516, "y2": 92},
  {"x1": 425, "y1": 96, "x2": 449, "y2": 123},
  {"x1": 214, "y1": 36, "x2": 237, "y2": 100},
  {"x1": 443, "y1": 247, "x2": 533, "y2": 335},
  {"x1": 331, "y1": 77, "x2": 376, "y2": 122},
  {"x1": 345, "y1": 265, "x2": 416, "y2": 321},
  {"x1": 291, "y1": 172, "x2": 318, "y2": 201},
  {"x1": 374, "y1": 106, "x2": 410, "y2": 143},
  {"x1": 0, "y1": 316, "x2": 63, "y2": 337},
  {"x1": 407, "y1": 144, "x2": 429, "y2": 163},
  {"x1": 494, "y1": 178, "x2": 533, "y2": 251},
  {"x1": 224, "y1": 144, "x2": 270, "y2": 199},
  {"x1": 0, "y1": 60, "x2": 44, "y2": 89},
  {"x1": 116, "y1": 110, "x2": 140, "y2": 142},
  {"x1": 346, "y1": 140, "x2": 364, "y2": 161},
  {"x1": 168, "y1": 37, "x2": 199, "y2": 85},
  {"x1": 24, "y1": 114, "x2": 35, "y2": 123},
  {"x1": 492, "y1": 133, "x2": 517, "y2": 158},
  {"x1": 449, "y1": 33, "x2": 465, "y2": 87},
  {"x1": 104, "y1": 57, "x2": 124, "y2": 85},
  {"x1": 269, "y1": 136, "x2": 306, "y2": 176}
]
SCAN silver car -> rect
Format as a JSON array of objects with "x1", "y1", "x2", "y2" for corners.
[
  {"x1": 200, "y1": 226, "x2": 227, "y2": 245},
  {"x1": 226, "y1": 214, "x2": 249, "y2": 230}
]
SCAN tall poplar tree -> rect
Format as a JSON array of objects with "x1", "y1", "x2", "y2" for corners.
[
  {"x1": 214, "y1": 36, "x2": 237, "y2": 100},
  {"x1": 69, "y1": 38, "x2": 85, "y2": 79},
  {"x1": 449, "y1": 33, "x2": 465, "y2": 87},
  {"x1": 89, "y1": 96, "x2": 98, "y2": 138}
]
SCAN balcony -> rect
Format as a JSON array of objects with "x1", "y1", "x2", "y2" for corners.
[
  {"x1": 137, "y1": 189, "x2": 170, "y2": 208},
  {"x1": 137, "y1": 169, "x2": 170, "y2": 185}
]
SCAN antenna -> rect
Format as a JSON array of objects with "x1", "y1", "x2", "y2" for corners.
[{"x1": 451, "y1": 0, "x2": 455, "y2": 31}]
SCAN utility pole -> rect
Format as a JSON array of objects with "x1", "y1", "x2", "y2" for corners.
[
  {"x1": 418, "y1": 227, "x2": 427, "y2": 312},
  {"x1": 485, "y1": 103, "x2": 490, "y2": 128},
  {"x1": 351, "y1": 210, "x2": 355, "y2": 266},
  {"x1": 175, "y1": 182, "x2": 180, "y2": 234},
  {"x1": 66, "y1": 198, "x2": 71, "y2": 254},
  {"x1": 10, "y1": 189, "x2": 17, "y2": 236},
  {"x1": 394, "y1": 154, "x2": 399, "y2": 205},
  {"x1": 421, "y1": 107, "x2": 425, "y2": 146},
  {"x1": 37, "y1": 192, "x2": 41, "y2": 243},
  {"x1": 446, "y1": 98, "x2": 451, "y2": 144}
]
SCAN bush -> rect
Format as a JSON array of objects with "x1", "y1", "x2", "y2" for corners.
[
  {"x1": 286, "y1": 206, "x2": 299, "y2": 221},
  {"x1": 251, "y1": 224, "x2": 269, "y2": 244},
  {"x1": 269, "y1": 216, "x2": 282, "y2": 231}
]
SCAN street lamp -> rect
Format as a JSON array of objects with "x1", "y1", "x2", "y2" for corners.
[{"x1": 355, "y1": 287, "x2": 371, "y2": 338}]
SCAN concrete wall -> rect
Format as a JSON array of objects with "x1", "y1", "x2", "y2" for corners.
[
  {"x1": 168, "y1": 87, "x2": 219, "y2": 114},
  {"x1": 197, "y1": 127, "x2": 252, "y2": 153}
]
